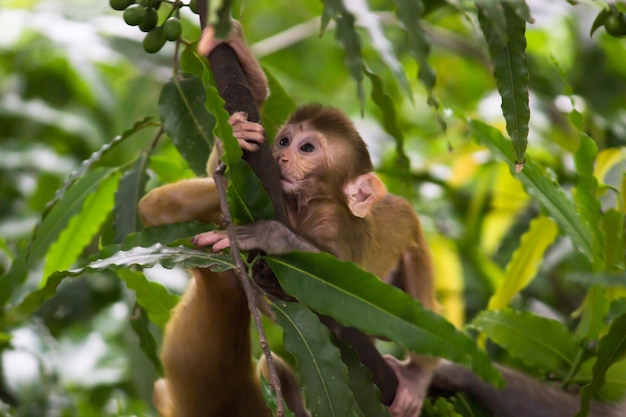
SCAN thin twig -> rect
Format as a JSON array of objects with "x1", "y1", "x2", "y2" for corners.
[{"x1": 213, "y1": 163, "x2": 284, "y2": 417}]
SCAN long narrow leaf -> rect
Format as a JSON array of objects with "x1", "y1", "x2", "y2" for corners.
[
  {"x1": 477, "y1": 1, "x2": 530, "y2": 167},
  {"x1": 116, "y1": 269, "x2": 179, "y2": 329},
  {"x1": 471, "y1": 120, "x2": 594, "y2": 261},
  {"x1": 577, "y1": 313, "x2": 626, "y2": 417},
  {"x1": 274, "y1": 301, "x2": 363, "y2": 417},
  {"x1": 471, "y1": 309, "x2": 578, "y2": 377},
  {"x1": 201, "y1": 66, "x2": 274, "y2": 223},
  {"x1": 487, "y1": 215, "x2": 558, "y2": 309},
  {"x1": 43, "y1": 170, "x2": 122, "y2": 282},
  {"x1": 113, "y1": 152, "x2": 150, "y2": 244},
  {"x1": 394, "y1": 0, "x2": 442, "y2": 122},
  {"x1": 344, "y1": 0, "x2": 412, "y2": 99},
  {"x1": 574, "y1": 134, "x2": 604, "y2": 269},
  {"x1": 129, "y1": 303, "x2": 163, "y2": 375},
  {"x1": 267, "y1": 252, "x2": 502, "y2": 386},
  {"x1": 5, "y1": 244, "x2": 233, "y2": 325},
  {"x1": 159, "y1": 74, "x2": 215, "y2": 176}
]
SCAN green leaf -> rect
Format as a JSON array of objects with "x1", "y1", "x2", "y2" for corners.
[
  {"x1": 601, "y1": 209, "x2": 625, "y2": 272},
  {"x1": 471, "y1": 309, "x2": 578, "y2": 376},
  {"x1": 39, "y1": 117, "x2": 158, "y2": 227},
  {"x1": 273, "y1": 300, "x2": 363, "y2": 417},
  {"x1": 364, "y1": 69, "x2": 411, "y2": 192},
  {"x1": 333, "y1": 336, "x2": 390, "y2": 417},
  {"x1": 574, "y1": 134, "x2": 603, "y2": 269},
  {"x1": 344, "y1": 1, "x2": 412, "y2": 99},
  {"x1": 564, "y1": 271, "x2": 626, "y2": 288},
  {"x1": 5, "y1": 244, "x2": 232, "y2": 325},
  {"x1": 267, "y1": 252, "x2": 502, "y2": 386},
  {"x1": 43, "y1": 169, "x2": 122, "y2": 282},
  {"x1": 577, "y1": 358, "x2": 626, "y2": 402},
  {"x1": 575, "y1": 286, "x2": 611, "y2": 342},
  {"x1": 201, "y1": 66, "x2": 274, "y2": 223},
  {"x1": 422, "y1": 397, "x2": 462, "y2": 417},
  {"x1": 471, "y1": 121, "x2": 594, "y2": 261},
  {"x1": 29, "y1": 168, "x2": 117, "y2": 264},
  {"x1": 116, "y1": 269, "x2": 179, "y2": 329},
  {"x1": 488, "y1": 215, "x2": 558, "y2": 309},
  {"x1": 113, "y1": 152, "x2": 150, "y2": 243},
  {"x1": 129, "y1": 303, "x2": 163, "y2": 375},
  {"x1": 103, "y1": 222, "x2": 214, "y2": 255},
  {"x1": 259, "y1": 376, "x2": 296, "y2": 417},
  {"x1": 477, "y1": 1, "x2": 530, "y2": 166},
  {"x1": 159, "y1": 73, "x2": 215, "y2": 176},
  {"x1": 578, "y1": 312, "x2": 626, "y2": 417},
  {"x1": 323, "y1": 0, "x2": 366, "y2": 111},
  {"x1": 394, "y1": 0, "x2": 438, "y2": 104},
  {"x1": 590, "y1": 8, "x2": 611, "y2": 37},
  {"x1": 261, "y1": 68, "x2": 297, "y2": 144}
]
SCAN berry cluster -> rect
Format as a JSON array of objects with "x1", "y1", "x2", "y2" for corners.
[{"x1": 110, "y1": 0, "x2": 193, "y2": 53}]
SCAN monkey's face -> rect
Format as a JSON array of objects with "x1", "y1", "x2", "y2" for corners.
[{"x1": 273, "y1": 124, "x2": 329, "y2": 194}]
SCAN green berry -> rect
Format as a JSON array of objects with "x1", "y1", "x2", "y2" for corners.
[
  {"x1": 123, "y1": 4, "x2": 147, "y2": 26},
  {"x1": 163, "y1": 17, "x2": 182, "y2": 41},
  {"x1": 605, "y1": 12, "x2": 626, "y2": 37},
  {"x1": 143, "y1": 26, "x2": 166, "y2": 53},
  {"x1": 109, "y1": 0, "x2": 134, "y2": 11},
  {"x1": 140, "y1": 0, "x2": 154, "y2": 6},
  {"x1": 139, "y1": 7, "x2": 159, "y2": 32},
  {"x1": 189, "y1": 0, "x2": 198, "y2": 14}
]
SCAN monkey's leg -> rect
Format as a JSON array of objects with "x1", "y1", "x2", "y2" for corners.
[
  {"x1": 155, "y1": 269, "x2": 271, "y2": 417},
  {"x1": 139, "y1": 179, "x2": 270, "y2": 417}
]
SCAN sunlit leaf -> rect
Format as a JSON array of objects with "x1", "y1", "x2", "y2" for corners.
[
  {"x1": 471, "y1": 121, "x2": 594, "y2": 261},
  {"x1": 274, "y1": 301, "x2": 363, "y2": 417},
  {"x1": 116, "y1": 269, "x2": 179, "y2": 329},
  {"x1": 43, "y1": 169, "x2": 122, "y2": 282},
  {"x1": 471, "y1": 309, "x2": 578, "y2": 376},
  {"x1": 159, "y1": 73, "x2": 215, "y2": 176},
  {"x1": 267, "y1": 252, "x2": 502, "y2": 386},
  {"x1": 488, "y1": 216, "x2": 558, "y2": 309}
]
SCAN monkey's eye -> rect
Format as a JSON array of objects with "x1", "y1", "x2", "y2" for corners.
[
  {"x1": 300, "y1": 143, "x2": 315, "y2": 153},
  {"x1": 278, "y1": 137, "x2": 289, "y2": 147}
]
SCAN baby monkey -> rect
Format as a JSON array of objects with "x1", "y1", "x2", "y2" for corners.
[{"x1": 195, "y1": 104, "x2": 440, "y2": 417}]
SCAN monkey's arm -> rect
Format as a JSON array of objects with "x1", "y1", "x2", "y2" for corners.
[
  {"x1": 193, "y1": 219, "x2": 320, "y2": 255},
  {"x1": 432, "y1": 361, "x2": 625, "y2": 417}
]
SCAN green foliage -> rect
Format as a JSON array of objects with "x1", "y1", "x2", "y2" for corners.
[
  {"x1": 2, "y1": 0, "x2": 626, "y2": 415},
  {"x1": 274, "y1": 301, "x2": 364, "y2": 417},
  {"x1": 471, "y1": 309, "x2": 579, "y2": 377},
  {"x1": 268, "y1": 252, "x2": 502, "y2": 386}
]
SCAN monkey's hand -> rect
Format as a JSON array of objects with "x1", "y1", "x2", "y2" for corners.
[
  {"x1": 229, "y1": 112, "x2": 265, "y2": 152},
  {"x1": 193, "y1": 220, "x2": 319, "y2": 255},
  {"x1": 384, "y1": 355, "x2": 428, "y2": 417},
  {"x1": 198, "y1": 20, "x2": 269, "y2": 106}
]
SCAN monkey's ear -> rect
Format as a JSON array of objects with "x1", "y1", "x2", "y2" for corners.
[{"x1": 344, "y1": 172, "x2": 387, "y2": 218}]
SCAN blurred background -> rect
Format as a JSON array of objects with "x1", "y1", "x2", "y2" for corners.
[{"x1": 1, "y1": 0, "x2": 625, "y2": 415}]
